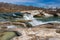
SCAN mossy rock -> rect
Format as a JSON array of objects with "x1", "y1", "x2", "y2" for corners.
[{"x1": 0, "y1": 32, "x2": 16, "y2": 40}]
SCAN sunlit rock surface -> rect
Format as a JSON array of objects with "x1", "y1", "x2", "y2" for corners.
[
  {"x1": 0, "y1": 11, "x2": 60, "y2": 40},
  {"x1": 0, "y1": 24, "x2": 60, "y2": 40},
  {"x1": 0, "y1": 20, "x2": 60, "y2": 40},
  {"x1": 11, "y1": 27, "x2": 60, "y2": 40}
]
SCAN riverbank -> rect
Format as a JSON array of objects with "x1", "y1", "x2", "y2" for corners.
[
  {"x1": 11, "y1": 27, "x2": 60, "y2": 40},
  {"x1": 0, "y1": 22, "x2": 60, "y2": 40},
  {"x1": 0, "y1": 12, "x2": 60, "y2": 40}
]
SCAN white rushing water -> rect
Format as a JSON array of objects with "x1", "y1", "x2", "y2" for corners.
[
  {"x1": 23, "y1": 13, "x2": 46, "y2": 26},
  {"x1": 29, "y1": 18, "x2": 45, "y2": 26},
  {"x1": 23, "y1": 13, "x2": 60, "y2": 26}
]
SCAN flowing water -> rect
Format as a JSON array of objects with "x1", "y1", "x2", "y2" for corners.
[
  {"x1": 0, "y1": 13, "x2": 60, "y2": 26},
  {"x1": 23, "y1": 14, "x2": 60, "y2": 26}
]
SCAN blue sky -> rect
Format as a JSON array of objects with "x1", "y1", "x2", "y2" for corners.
[{"x1": 0, "y1": 0, "x2": 60, "y2": 8}]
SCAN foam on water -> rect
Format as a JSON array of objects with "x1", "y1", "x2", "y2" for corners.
[
  {"x1": 29, "y1": 18, "x2": 45, "y2": 26},
  {"x1": 23, "y1": 13, "x2": 45, "y2": 26},
  {"x1": 13, "y1": 13, "x2": 16, "y2": 16},
  {"x1": 23, "y1": 13, "x2": 60, "y2": 26}
]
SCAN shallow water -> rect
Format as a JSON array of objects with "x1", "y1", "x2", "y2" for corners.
[
  {"x1": 0, "y1": 13, "x2": 60, "y2": 26},
  {"x1": 36, "y1": 17, "x2": 60, "y2": 22},
  {"x1": 32, "y1": 16, "x2": 60, "y2": 26},
  {"x1": 24, "y1": 14, "x2": 60, "y2": 26}
]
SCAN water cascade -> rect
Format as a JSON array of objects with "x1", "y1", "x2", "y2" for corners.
[
  {"x1": 23, "y1": 13, "x2": 60, "y2": 26},
  {"x1": 23, "y1": 13, "x2": 45, "y2": 26}
]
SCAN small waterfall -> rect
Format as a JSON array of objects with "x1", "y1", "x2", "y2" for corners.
[
  {"x1": 23, "y1": 14, "x2": 33, "y2": 20},
  {"x1": 29, "y1": 18, "x2": 45, "y2": 26},
  {"x1": 23, "y1": 13, "x2": 60, "y2": 26},
  {"x1": 23, "y1": 14, "x2": 45, "y2": 26}
]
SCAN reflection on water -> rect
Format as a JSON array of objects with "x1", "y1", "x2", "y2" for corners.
[
  {"x1": 33, "y1": 16, "x2": 60, "y2": 26},
  {"x1": 36, "y1": 17, "x2": 60, "y2": 22}
]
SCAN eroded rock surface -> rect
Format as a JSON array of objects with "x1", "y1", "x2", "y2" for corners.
[
  {"x1": 0, "y1": 22, "x2": 60, "y2": 40},
  {"x1": 12, "y1": 27, "x2": 60, "y2": 40}
]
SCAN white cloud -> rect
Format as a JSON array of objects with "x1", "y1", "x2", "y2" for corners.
[{"x1": 0, "y1": 0, "x2": 35, "y2": 3}]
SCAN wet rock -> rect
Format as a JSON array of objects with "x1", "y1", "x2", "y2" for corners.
[{"x1": 56, "y1": 29, "x2": 60, "y2": 33}]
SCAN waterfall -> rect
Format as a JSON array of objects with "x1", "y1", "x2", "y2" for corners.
[
  {"x1": 29, "y1": 18, "x2": 45, "y2": 26},
  {"x1": 23, "y1": 14, "x2": 33, "y2": 20},
  {"x1": 23, "y1": 13, "x2": 60, "y2": 26},
  {"x1": 23, "y1": 14, "x2": 45, "y2": 26}
]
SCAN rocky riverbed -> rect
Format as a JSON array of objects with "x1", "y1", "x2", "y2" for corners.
[
  {"x1": 0, "y1": 12, "x2": 60, "y2": 40},
  {"x1": 0, "y1": 22, "x2": 60, "y2": 40},
  {"x1": 11, "y1": 27, "x2": 60, "y2": 40}
]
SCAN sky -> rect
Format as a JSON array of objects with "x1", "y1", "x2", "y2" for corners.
[{"x1": 0, "y1": 0, "x2": 60, "y2": 8}]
